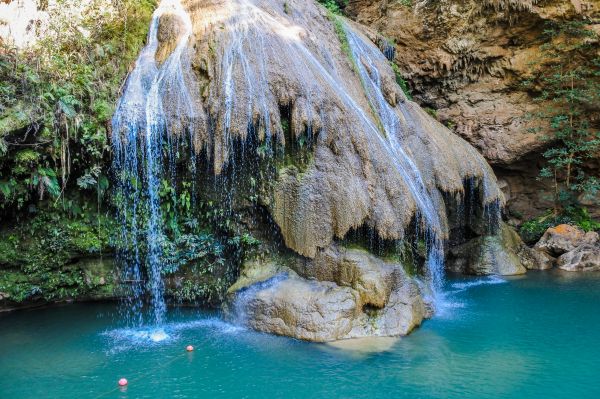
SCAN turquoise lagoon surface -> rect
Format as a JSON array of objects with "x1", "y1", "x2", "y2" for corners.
[{"x1": 1, "y1": 271, "x2": 599, "y2": 399}]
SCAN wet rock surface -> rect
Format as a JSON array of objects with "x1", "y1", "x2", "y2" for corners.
[
  {"x1": 448, "y1": 223, "x2": 528, "y2": 275},
  {"x1": 346, "y1": 0, "x2": 600, "y2": 220},
  {"x1": 125, "y1": 0, "x2": 505, "y2": 260},
  {"x1": 227, "y1": 246, "x2": 428, "y2": 342}
]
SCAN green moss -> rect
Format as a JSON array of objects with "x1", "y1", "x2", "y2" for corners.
[
  {"x1": 325, "y1": 11, "x2": 353, "y2": 65},
  {"x1": 391, "y1": 62, "x2": 413, "y2": 100},
  {"x1": 424, "y1": 107, "x2": 438, "y2": 120},
  {"x1": 317, "y1": 0, "x2": 347, "y2": 14},
  {"x1": 0, "y1": 208, "x2": 116, "y2": 303},
  {"x1": 340, "y1": 231, "x2": 418, "y2": 276}
]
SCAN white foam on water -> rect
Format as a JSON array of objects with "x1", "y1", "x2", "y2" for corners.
[
  {"x1": 430, "y1": 276, "x2": 507, "y2": 319},
  {"x1": 101, "y1": 318, "x2": 244, "y2": 353},
  {"x1": 451, "y1": 276, "x2": 507, "y2": 291}
]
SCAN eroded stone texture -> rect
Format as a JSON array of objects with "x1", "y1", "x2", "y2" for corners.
[
  {"x1": 447, "y1": 222, "x2": 528, "y2": 275},
  {"x1": 119, "y1": 0, "x2": 504, "y2": 259},
  {"x1": 346, "y1": 0, "x2": 600, "y2": 220},
  {"x1": 534, "y1": 224, "x2": 599, "y2": 257},
  {"x1": 558, "y1": 243, "x2": 600, "y2": 272},
  {"x1": 227, "y1": 247, "x2": 429, "y2": 342}
]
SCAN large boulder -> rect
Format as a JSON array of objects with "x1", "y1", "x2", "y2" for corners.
[
  {"x1": 226, "y1": 246, "x2": 429, "y2": 342},
  {"x1": 534, "y1": 224, "x2": 599, "y2": 256},
  {"x1": 557, "y1": 243, "x2": 600, "y2": 272},
  {"x1": 448, "y1": 222, "x2": 528, "y2": 275},
  {"x1": 518, "y1": 246, "x2": 555, "y2": 271},
  {"x1": 238, "y1": 276, "x2": 361, "y2": 342}
]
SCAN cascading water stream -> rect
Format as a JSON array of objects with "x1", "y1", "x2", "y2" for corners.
[
  {"x1": 111, "y1": 0, "x2": 193, "y2": 326},
  {"x1": 343, "y1": 26, "x2": 446, "y2": 298},
  {"x1": 215, "y1": 1, "x2": 450, "y2": 302},
  {"x1": 108, "y1": 0, "x2": 502, "y2": 330}
]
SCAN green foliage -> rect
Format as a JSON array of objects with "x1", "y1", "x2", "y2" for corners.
[
  {"x1": 0, "y1": 208, "x2": 115, "y2": 302},
  {"x1": 397, "y1": 0, "x2": 413, "y2": 7},
  {"x1": 159, "y1": 212, "x2": 261, "y2": 304},
  {"x1": 162, "y1": 231, "x2": 225, "y2": 275},
  {"x1": 424, "y1": 107, "x2": 438, "y2": 120},
  {"x1": 0, "y1": 0, "x2": 156, "y2": 213},
  {"x1": 519, "y1": 206, "x2": 600, "y2": 244},
  {"x1": 391, "y1": 62, "x2": 413, "y2": 100},
  {"x1": 317, "y1": 0, "x2": 348, "y2": 14},
  {"x1": 324, "y1": 10, "x2": 352, "y2": 63},
  {"x1": 523, "y1": 21, "x2": 600, "y2": 212}
]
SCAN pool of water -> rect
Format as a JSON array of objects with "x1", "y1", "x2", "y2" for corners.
[{"x1": 1, "y1": 271, "x2": 599, "y2": 399}]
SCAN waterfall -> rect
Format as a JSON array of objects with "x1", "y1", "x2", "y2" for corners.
[
  {"x1": 108, "y1": 0, "x2": 502, "y2": 326},
  {"x1": 213, "y1": 1, "x2": 451, "y2": 300},
  {"x1": 343, "y1": 26, "x2": 446, "y2": 298},
  {"x1": 111, "y1": 0, "x2": 193, "y2": 325}
]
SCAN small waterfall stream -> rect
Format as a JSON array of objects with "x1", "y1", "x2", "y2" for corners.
[
  {"x1": 111, "y1": 0, "x2": 193, "y2": 326},
  {"x1": 344, "y1": 26, "x2": 446, "y2": 296}
]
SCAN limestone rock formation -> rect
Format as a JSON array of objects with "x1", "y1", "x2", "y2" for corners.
[
  {"x1": 557, "y1": 243, "x2": 600, "y2": 272},
  {"x1": 227, "y1": 246, "x2": 429, "y2": 342},
  {"x1": 112, "y1": 0, "x2": 506, "y2": 339},
  {"x1": 519, "y1": 246, "x2": 555, "y2": 271},
  {"x1": 346, "y1": 0, "x2": 600, "y2": 220},
  {"x1": 112, "y1": 0, "x2": 503, "y2": 260},
  {"x1": 447, "y1": 222, "x2": 528, "y2": 275},
  {"x1": 534, "y1": 224, "x2": 599, "y2": 257}
]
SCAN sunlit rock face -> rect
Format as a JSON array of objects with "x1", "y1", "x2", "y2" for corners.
[
  {"x1": 129, "y1": 0, "x2": 503, "y2": 258},
  {"x1": 345, "y1": 0, "x2": 600, "y2": 220},
  {"x1": 226, "y1": 246, "x2": 430, "y2": 342},
  {"x1": 113, "y1": 0, "x2": 505, "y2": 339}
]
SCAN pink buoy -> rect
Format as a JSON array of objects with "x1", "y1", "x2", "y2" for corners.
[
  {"x1": 186, "y1": 345, "x2": 194, "y2": 352},
  {"x1": 118, "y1": 378, "x2": 128, "y2": 386}
]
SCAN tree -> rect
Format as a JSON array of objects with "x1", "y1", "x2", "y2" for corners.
[{"x1": 525, "y1": 21, "x2": 600, "y2": 214}]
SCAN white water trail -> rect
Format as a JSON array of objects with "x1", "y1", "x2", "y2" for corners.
[
  {"x1": 216, "y1": 2, "x2": 448, "y2": 307},
  {"x1": 111, "y1": 0, "x2": 194, "y2": 326},
  {"x1": 343, "y1": 26, "x2": 446, "y2": 301}
]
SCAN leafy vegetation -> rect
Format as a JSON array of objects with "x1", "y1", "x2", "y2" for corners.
[
  {"x1": 317, "y1": 0, "x2": 348, "y2": 14},
  {"x1": 391, "y1": 62, "x2": 413, "y2": 100},
  {"x1": 0, "y1": 209, "x2": 115, "y2": 302},
  {"x1": 523, "y1": 21, "x2": 600, "y2": 214},
  {"x1": 111, "y1": 167, "x2": 263, "y2": 305},
  {"x1": 0, "y1": 0, "x2": 156, "y2": 305},
  {"x1": 0, "y1": 0, "x2": 157, "y2": 215},
  {"x1": 519, "y1": 206, "x2": 600, "y2": 244}
]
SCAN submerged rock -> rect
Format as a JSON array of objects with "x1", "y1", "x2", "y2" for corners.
[
  {"x1": 557, "y1": 243, "x2": 600, "y2": 272},
  {"x1": 227, "y1": 247, "x2": 428, "y2": 342},
  {"x1": 519, "y1": 246, "x2": 554, "y2": 271}
]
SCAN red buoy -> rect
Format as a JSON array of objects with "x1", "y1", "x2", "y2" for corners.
[
  {"x1": 118, "y1": 378, "x2": 128, "y2": 386},
  {"x1": 186, "y1": 345, "x2": 194, "y2": 352}
]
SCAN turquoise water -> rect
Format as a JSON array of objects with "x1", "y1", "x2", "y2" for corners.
[{"x1": 1, "y1": 271, "x2": 599, "y2": 399}]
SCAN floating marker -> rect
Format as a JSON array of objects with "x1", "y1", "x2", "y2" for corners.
[
  {"x1": 118, "y1": 378, "x2": 128, "y2": 386},
  {"x1": 186, "y1": 345, "x2": 194, "y2": 352}
]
